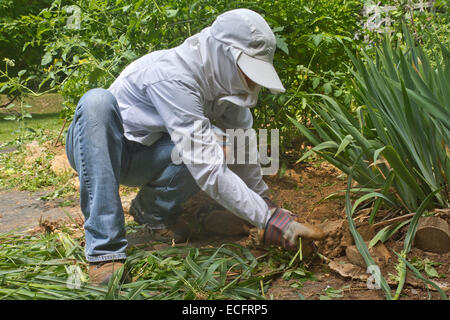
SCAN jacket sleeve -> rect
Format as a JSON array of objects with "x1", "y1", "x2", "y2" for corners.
[
  {"x1": 215, "y1": 103, "x2": 270, "y2": 198},
  {"x1": 146, "y1": 80, "x2": 271, "y2": 229}
]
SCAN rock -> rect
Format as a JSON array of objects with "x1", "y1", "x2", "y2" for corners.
[
  {"x1": 328, "y1": 256, "x2": 369, "y2": 281},
  {"x1": 25, "y1": 140, "x2": 44, "y2": 155},
  {"x1": 345, "y1": 242, "x2": 391, "y2": 268},
  {"x1": 69, "y1": 177, "x2": 80, "y2": 192},
  {"x1": 414, "y1": 216, "x2": 449, "y2": 253},
  {"x1": 0, "y1": 146, "x2": 17, "y2": 154},
  {"x1": 50, "y1": 153, "x2": 74, "y2": 175},
  {"x1": 24, "y1": 141, "x2": 45, "y2": 166},
  {"x1": 356, "y1": 224, "x2": 376, "y2": 241},
  {"x1": 203, "y1": 209, "x2": 251, "y2": 236}
]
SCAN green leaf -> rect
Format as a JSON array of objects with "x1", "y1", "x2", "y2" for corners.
[
  {"x1": 424, "y1": 264, "x2": 439, "y2": 278},
  {"x1": 42, "y1": 10, "x2": 51, "y2": 19},
  {"x1": 303, "y1": 6, "x2": 313, "y2": 14},
  {"x1": 369, "y1": 171, "x2": 395, "y2": 224},
  {"x1": 394, "y1": 252, "x2": 447, "y2": 300},
  {"x1": 345, "y1": 174, "x2": 393, "y2": 300},
  {"x1": 41, "y1": 52, "x2": 52, "y2": 66},
  {"x1": 301, "y1": 97, "x2": 307, "y2": 109},
  {"x1": 334, "y1": 89, "x2": 343, "y2": 97},
  {"x1": 166, "y1": 9, "x2": 179, "y2": 18},
  {"x1": 369, "y1": 219, "x2": 411, "y2": 248},
  {"x1": 275, "y1": 35, "x2": 289, "y2": 55},
  {"x1": 403, "y1": 188, "x2": 444, "y2": 253},
  {"x1": 122, "y1": 4, "x2": 132, "y2": 12},
  {"x1": 37, "y1": 24, "x2": 50, "y2": 39},
  {"x1": 323, "y1": 82, "x2": 332, "y2": 95},
  {"x1": 287, "y1": 115, "x2": 321, "y2": 146},
  {"x1": 272, "y1": 26, "x2": 284, "y2": 33},
  {"x1": 88, "y1": 68, "x2": 105, "y2": 83},
  {"x1": 373, "y1": 147, "x2": 386, "y2": 168},
  {"x1": 335, "y1": 135, "x2": 353, "y2": 157},
  {"x1": 311, "y1": 34, "x2": 323, "y2": 47},
  {"x1": 381, "y1": 146, "x2": 426, "y2": 202},
  {"x1": 312, "y1": 78, "x2": 320, "y2": 89},
  {"x1": 297, "y1": 141, "x2": 338, "y2": 163},
  {"x1": 351, "y1": 191, "x2": 395, "y2": 214}
]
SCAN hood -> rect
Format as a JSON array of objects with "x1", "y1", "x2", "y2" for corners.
[{"x1": 174, "y1": 26, "x2": 261, "y2": 108}]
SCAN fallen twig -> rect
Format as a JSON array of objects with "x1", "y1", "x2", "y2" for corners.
[
  {"x1": 54, "y1": 118, "x2": 68, "y2": 147},
  {"x1": 372, "y1": 213, "x2": 416, "y2": 229}
]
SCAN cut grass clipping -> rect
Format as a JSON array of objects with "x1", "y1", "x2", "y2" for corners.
[{"x1": 0, "y1": 230, "x2": 275, "y2": 300}]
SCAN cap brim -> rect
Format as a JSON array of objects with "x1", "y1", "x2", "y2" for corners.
[{"x1": 237, "y1": 53, "x2": 285, "y2": 94}]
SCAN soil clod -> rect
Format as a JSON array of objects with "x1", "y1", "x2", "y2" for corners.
[{"x1": 345, "y1": 242, "x2": 391, "y2": 268}]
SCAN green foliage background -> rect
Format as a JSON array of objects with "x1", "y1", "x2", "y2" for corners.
[
  {"x1": 1, "y1": 0, "x2": 364, "y2": 148},
  {"x1": 0, "y1": 0, "x2": 56, "y2": 89},
  {"x1": 0, "y1": 0, "x2": 448, "y2": 151}
]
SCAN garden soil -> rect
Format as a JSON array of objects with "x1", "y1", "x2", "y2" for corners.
[{"x1": 1, "y1": 151, "x2": 448, "y2": 300}]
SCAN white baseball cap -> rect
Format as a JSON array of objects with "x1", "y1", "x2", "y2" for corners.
[{"x1": 211, "y1": 9, "x2": 286, "y2": 94}]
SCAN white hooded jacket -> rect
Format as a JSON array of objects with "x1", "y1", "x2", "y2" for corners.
[{"x1": 108, "y1": 9, "x2": 274, "y2": 229}]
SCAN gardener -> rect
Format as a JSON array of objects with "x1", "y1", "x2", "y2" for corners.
[{"x1": 65, "y1": 8, "x2": 324, "y2": 286}]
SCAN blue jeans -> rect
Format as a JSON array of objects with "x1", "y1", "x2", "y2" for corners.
[{"x1": 65, "y1": 88, "x2": 199, "y2": 262}]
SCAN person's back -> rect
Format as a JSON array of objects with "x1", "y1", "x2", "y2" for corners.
[{"x1": 107, "y1": 18, "x2": 260, "y2": 146}]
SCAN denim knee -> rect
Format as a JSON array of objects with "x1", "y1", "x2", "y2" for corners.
[{"x1": 77, "y1": 88, "x2": 121, "y2": 124}]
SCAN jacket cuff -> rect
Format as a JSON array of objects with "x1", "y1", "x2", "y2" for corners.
[{"x1": 262, "y1": 196, "x2": 277, "y2": 212}]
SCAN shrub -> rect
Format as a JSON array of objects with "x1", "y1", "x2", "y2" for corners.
[{"x1": 290, "y1": 26, "x2": 449, "y2": 216}]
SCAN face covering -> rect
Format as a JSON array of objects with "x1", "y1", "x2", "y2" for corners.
[{"x1": 175, "y1": 27, "x2": 262, "y2": 109}]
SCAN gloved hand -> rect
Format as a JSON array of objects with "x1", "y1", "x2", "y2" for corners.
[{"x1": 262, "y1": 197, "x2": 325, "y2": 252}]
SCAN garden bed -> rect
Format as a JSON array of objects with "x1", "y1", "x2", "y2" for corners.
[{"x1": 1, "y1": 145, "x2": 447, "y2": 300}]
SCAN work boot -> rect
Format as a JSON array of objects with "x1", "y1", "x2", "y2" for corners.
[
  {"x1": 89, "y1": 260, "x2": 130, "y2": 286},
  {"x1": 147, "y1": 220, "x2": 192, "y2": 244},
  {"x1": 129, "y1": 199, "x2": 192, "y2": 244},
  {"x1": 200, "y1": 209, "x2": 251, "y2": 236}
]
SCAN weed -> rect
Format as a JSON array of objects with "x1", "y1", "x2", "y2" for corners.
[
  {"x1": 411, "y1": 257, "x2": 443, "y2": 279},
  {"x1": 319, "y1": 285, "x2": 349, "y2": 300},
  {"x1": 0, "y1": 138, "x2": 76, "y2": 200}
]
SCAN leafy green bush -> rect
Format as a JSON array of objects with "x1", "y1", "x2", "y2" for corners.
[
  {"x1": 3, "y1": 0, "x2": 447, "y2": 154},
  {"x1": 290, "y1": 26, "x2": 449, "y2": 216},
  {"x1": 0, "y1": 0, "x2": 55, "y2": 89},
  {"x1": 13, "y1": 0, "x2": 362, "y2": 147}
]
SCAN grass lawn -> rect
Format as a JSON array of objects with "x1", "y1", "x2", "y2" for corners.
[{"x1": 0, "y1": 94, "x2": 65, "y2": 145}]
